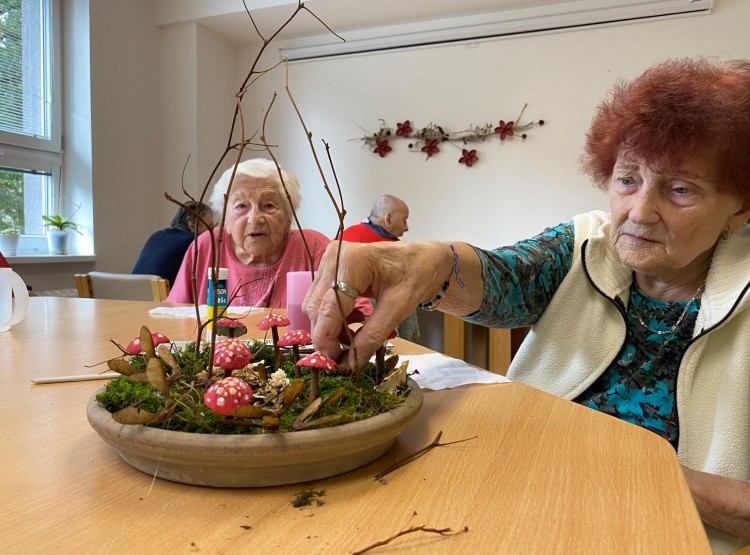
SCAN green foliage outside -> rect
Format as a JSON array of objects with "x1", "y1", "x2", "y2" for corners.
[
  {"x1": 0, "y1": 170, "x2": 24, "y2": 232},
  {"x1": 0, "y1": 1, "x2": 26, "y2": 233},
  {"x1": 0, "y1": 0, "x2": 23, "y2": 133}
]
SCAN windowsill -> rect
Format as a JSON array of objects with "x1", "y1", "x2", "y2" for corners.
[{"x1": 6, "y1": 254, "x2": 97, "y2": 265}]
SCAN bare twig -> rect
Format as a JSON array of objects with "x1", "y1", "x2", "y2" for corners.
[
  {"x1": 352, "y1": 525, "x2": 469, "y2": 554},
  {"x1": 374, "y1": 431, "x2": 478, "y2": 481}
]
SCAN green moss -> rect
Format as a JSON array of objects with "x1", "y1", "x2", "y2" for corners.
[{"x1": 96, "y1": 376, "x2": 165, "y2": 413}]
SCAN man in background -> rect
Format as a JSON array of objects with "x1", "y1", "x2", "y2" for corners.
[
  {"x1": 340, "y1": 194, "x2": 418, "y2": 341},
  {"x1": 340, "y1": 194, "x2": 409, "y2": 243}
]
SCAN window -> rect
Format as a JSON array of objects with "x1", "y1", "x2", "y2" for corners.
[{"x1": 0, "y1": 0, "x2": 60, "y2": 245}]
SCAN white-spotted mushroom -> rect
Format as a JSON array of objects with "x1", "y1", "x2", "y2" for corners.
[
  {"x1": 125, "y1": 332, "x2": 170, "y2": 355},
  {"x1": 297, "y1": 351, "x2": 337, "y2": 402},
  {"x1": 203, "y1": 376, "x2": 253, "y2": 416},
  {"x1": 257, "y1": 312, "x2": 290, "y2": 368},
  {"x1": 277, "y1": 329, "x2": 312, "y2": 374},
  {"x1": 213, "y1": 338, "x2": 252, "y2": 374}
]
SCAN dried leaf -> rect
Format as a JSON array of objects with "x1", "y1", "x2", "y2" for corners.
[
  {"x1": 107, "y1": 358, "x2": 139, "y2": 376},
  {"x1": 146, "y1": 357, "x2": 169, "y2": 396},
  {"x1": 280, "y1": 380, "x2": 304, "y2": 409},
  {"x1": 320, "y1": 387, "x2": 346, "y2": 410},
  {"x1": 375, "y1": 360, "x2": 409, "y2": 393},
  {"x1": 262, "y1": 415, "x2": 280, "y2": 428},
  {"x1": 295, "y1": 397, "x2": 322, "y2": 424},
  {"x1": 157, "y1": 344, "x2": 177, "y2": 369},
  {"x1": 231, "y1": 405, "x2": 271, "y2": 419},
  {"x1": 384, "y1": 354, "x2": 400, "y2": 372},
  {"x1": 112, "y1": 406, "x2": 161, "y2": 425},
  {"x1": 293, "y1": 414, "x2": 342, "y2": 431},
  {"x1": 112, "y1": 399, "x2": 177, "y2": 425},
  {"x1": 140, "y1": 325, "x2": 155, "y2": 359},
  {"x1": 158, "y1": 344, "x2": 182, "y2": 383}
]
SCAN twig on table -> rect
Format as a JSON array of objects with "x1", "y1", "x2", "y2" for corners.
[
  {"x1": 373, "y1": 431, "x2": 478, "y2": 481},
  {"x1": 352, "y1": 525, "x2": 469, "y2": 554}
]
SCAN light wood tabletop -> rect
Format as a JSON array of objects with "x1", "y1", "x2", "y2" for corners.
[{"x1": 0, "y1": 297, "x2": 710, "y2": 554}]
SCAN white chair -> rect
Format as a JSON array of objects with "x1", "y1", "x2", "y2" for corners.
[{"x1": 74, "y1": 272, "x2": 170, "y2": 302}]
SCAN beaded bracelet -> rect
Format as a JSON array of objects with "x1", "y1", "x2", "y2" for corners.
[{"x1": 418, "y1": 244, "x2": 465, "y2": 311}]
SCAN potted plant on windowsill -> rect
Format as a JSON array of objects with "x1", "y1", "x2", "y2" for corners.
[
  {"x1": 0, "y1": 227, "x2": 21, "y2": 256},
  {"x1": 42, "y1": 214, "x2": 82, "y2": 255}
]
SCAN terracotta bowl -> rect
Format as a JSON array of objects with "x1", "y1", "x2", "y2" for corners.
[{"x1": 87, "y1": 379, "x2": 423, "y2": 488}]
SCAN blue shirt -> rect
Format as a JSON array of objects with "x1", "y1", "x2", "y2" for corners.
[{"x1": 132, "y1": 227, "x2": 195, "y2": 285}]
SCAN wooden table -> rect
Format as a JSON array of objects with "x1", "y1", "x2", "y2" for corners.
[{"x1": 0, "y1": 298, "x2": 710, "y2": 554}]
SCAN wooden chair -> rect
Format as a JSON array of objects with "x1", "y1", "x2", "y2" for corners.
[
  {"x1": 443, "y1": 314, "x2": 528, "y2": 375},
  {"x1": 74, "y1": 272, "x2": 170, "y2": 302}
]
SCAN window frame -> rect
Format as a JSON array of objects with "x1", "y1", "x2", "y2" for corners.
[
  {"x1": 0, "y1": 0, "x2": 62, "y2": 244},
  {"x1": 0, "y1": 0, "x2": 62, "y2": 154}
]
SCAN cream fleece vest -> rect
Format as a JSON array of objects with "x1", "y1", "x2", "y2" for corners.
[{"x1": 506, "y1": 211, "x2": 750, "y2": 554}]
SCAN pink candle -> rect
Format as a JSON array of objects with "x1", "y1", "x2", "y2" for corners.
[{"x1": 286, "y1": 271, "x2": 313, "y2": 332}]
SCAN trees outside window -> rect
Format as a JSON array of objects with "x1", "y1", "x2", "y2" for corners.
[{"x1": 0, "y1": 0, "x2": 60, "y2": 241}]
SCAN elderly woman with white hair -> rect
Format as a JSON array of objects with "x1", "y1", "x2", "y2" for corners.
[{"x1": 167, "y1": 158, "x2": 358, "y2": 310}]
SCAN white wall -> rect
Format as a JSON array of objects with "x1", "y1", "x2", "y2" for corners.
[
  {"x1": 161, "y1": 22, "x2": 237, "y2": 221},
  {"x1": 88, "y1": 0, "x2": 163, "y2": 274},
  {"x1": 235, "y1": 0, "x2": 749, "y2": 249}
]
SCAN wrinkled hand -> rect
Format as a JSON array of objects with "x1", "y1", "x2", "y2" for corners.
[{"x1": 303, "y1": 240, "x2": 452, "y2": 371}]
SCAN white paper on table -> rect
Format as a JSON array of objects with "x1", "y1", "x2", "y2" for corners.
[
  {"x1": 148, "y1": 305, "x2": 263, "y2": 318},
  {"x1": 386, "y1": 352, "x2": 511, "y2": 391}
]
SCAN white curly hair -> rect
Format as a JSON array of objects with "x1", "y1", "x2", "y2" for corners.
[{"x1": 208, "y1": 158, "x2": 302, "y2": 217}]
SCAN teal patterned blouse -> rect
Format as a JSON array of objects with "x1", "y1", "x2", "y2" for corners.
[{"x1": 464, "y1": 221, "x2": 699, "y2": 449}]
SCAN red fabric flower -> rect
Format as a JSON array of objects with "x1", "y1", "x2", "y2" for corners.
[
  {"x1": 373, "y1": 139, "x2": 392, "y2": 157},
  {"x1": 421, "y1": 139, "x2": 440, "y2": 158},
  {"x1": 494, "y1": 120, "x2": 514, "y2": 140},
  {"x1": 459, "y1": 149, "x2": 479, "y2": 167},
  {"x1": 396, "y1": 120, "x2": 412, "y2": 137}
]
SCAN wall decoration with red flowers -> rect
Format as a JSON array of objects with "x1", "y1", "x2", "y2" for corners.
[{"x1": 361, "y1": 104, "x2": 544, "y2": 168}]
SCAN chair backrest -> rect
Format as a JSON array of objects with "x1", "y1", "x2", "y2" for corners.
[{"x1": 74, "y1": 272, "x2": 170, "y2": 302}]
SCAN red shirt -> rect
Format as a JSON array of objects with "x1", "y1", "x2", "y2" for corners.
[{"x1": 340, "y1": 222, "x2": 397, "y2": 244}]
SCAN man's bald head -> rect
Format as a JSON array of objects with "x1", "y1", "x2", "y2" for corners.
[{"x1": 369, "y1": 194, "x2": 409, "y2": 238}]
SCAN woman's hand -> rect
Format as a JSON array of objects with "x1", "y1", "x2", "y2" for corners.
[{"x1": 303, "y1": 240, "x2": 455, "y2": 370}]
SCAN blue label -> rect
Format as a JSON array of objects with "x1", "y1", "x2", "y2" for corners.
[{"x1": 208, "y1": 278, "x2": 228, "y2": 306}]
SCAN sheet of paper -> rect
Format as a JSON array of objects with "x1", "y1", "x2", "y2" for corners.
[{"x1": 391, "y1": 352, "x2": 512, "y2": 390}]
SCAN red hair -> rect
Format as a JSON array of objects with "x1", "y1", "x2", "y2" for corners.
[{"x1": 581, "y1": 58, "x2": 750, "y2": 204}]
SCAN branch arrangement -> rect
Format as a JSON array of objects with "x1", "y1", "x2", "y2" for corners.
[{"x1": 360, "y1": 104, "x2": 545, "y2": 167}]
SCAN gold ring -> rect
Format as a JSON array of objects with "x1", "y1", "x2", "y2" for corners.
[{"x1": 331, "y1": 281, "x2": 360, "y2": 299}]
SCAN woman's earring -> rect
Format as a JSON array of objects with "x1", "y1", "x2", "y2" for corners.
[{"x1": 721, "y1": 225, "x2": 731, "y2": 240}]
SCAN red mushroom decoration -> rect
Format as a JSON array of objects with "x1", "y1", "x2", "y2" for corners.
[
  {"x1": 215, "y1": 317, "x2": 248, "y2": 339},
  {"x1": 296, "y1": 351, "x2": 337, "y2": 402},
  {"x1": 203, "y1": 376, "x2": 253, "y2": 416},
  {"x1": 125, "y1": 332, "x2": 170, "y2": 355},
  {"x1": 257, "y1": 312, "x2": 290, "y2": 343},
  {"x1": 277, "y1": 329, "x2": 312, "y2": 374},
  {"x1": 257, "y1": 312, "x2": 290, "y2": 368},
  {"x1": 213, "y1": 338, "x2": 252, "y2": 375}
]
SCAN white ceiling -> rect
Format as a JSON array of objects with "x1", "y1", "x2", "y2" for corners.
[
  {"x1": 154, "y1": 0, "x2": 713, "y2": 57},
  {"x1": 156, "y1": 0, "x2": 602, "y2": 45}
]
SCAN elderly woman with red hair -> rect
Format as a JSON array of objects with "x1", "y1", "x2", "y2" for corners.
[{"x1": 304, "y1": 58, "x2": 750, "y2": 553}]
